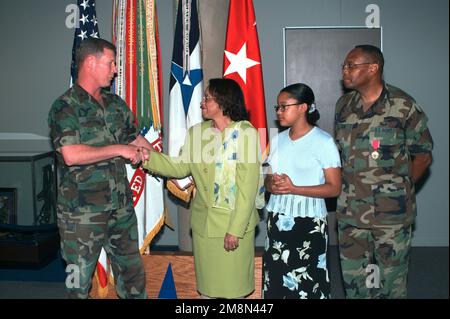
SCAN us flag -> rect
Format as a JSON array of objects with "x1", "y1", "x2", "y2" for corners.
[
  {"x1": 70, "y1": 0, "x2": 100, "y2": 84},
  {"x1": 67, "y1": 0, "x2": 108, "y2": 297}
]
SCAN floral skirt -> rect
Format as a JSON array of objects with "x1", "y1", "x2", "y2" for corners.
[{"x1": 262, "y1": 213, "x2": 330, "y2": 299}]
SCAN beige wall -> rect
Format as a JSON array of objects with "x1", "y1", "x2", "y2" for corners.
[
  {"x1": 175, "y1": 0, "x2": 229, "y2": 83},
  {"x1": 198, "y1": 0, "x2": 229, "y2": 84}
]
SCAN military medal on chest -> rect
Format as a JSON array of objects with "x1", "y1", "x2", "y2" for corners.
[{"x1": 371, "y1": 139, "x2": 380, "y2": 160}]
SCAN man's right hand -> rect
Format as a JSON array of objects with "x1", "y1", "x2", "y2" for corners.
[
  {"x1": 121, "y1": 145, "x2": 143, "y2": 165},
  {"x1": 139, "y1": 146, "x2": 152, "y2": 162}
]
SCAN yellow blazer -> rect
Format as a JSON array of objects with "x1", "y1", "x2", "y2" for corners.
[{"x1": 143, "y1": 120, "x2": 261, "y2": 238}]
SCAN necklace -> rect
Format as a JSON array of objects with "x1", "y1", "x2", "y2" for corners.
[{"x1": 289, "y1": 125, "x2": 313, "y2": 141}]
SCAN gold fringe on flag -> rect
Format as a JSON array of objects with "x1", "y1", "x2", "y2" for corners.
[
  {"x1": 166, "y1": 180, "x2": 195, "y2": 203},
  {"x1": 94, "y1": 270, "x2": 109, "y2": 299},
  {"x1": 139, "y1": 209, "x2": 166, "y2": 255}
]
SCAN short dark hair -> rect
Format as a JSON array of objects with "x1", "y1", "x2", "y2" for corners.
[
  {"x1": 75, "y1": 38, "x2": 116, "y2": 66},
  {"x1": 280, "y1": 83, "x2": 320, "y2": 126},
  {"x1": 208, "y1": 78, "x2": 249, "y2": 122},
  {"x1": 354, "y1": 44, "x2": 384, "y2": 74}
]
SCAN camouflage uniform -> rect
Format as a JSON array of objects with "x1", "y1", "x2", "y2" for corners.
[
  {"x1": 334, "y1": 83, "x2": 433, "y2": 298},
  {"x1": 48, "y1": 84, "x2": 146, "y2": 299}
]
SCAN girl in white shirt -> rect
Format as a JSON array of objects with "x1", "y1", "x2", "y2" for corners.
[{"x1": 262, "y1": 83, "x2": 342, "y2": 299}]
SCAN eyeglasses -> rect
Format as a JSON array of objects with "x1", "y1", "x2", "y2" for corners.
[
  {"x1": 202, "y1": 95, "x2": 215, "y2": 102},
  {"x1": 341, "y1": 62, "x2": 375, "y2": 70},
  {"x1": 273, "y1": 103, "x2": 300, "y2": 112}
]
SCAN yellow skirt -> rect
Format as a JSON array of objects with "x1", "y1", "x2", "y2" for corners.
[{"x1": 192, "y1": 230, "x2": 255, "y2": 298}]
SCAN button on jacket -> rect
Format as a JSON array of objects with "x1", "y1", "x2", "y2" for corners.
[{"x1": 143, "y1": 120, "x2": 261, "y2": 238}]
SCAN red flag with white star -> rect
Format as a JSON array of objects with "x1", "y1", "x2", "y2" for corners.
[{"x1": 223, "y1": 0, "x2": 268, "y2": 157}]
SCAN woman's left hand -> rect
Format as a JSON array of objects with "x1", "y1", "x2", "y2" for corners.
[{"x1": 224, "y1": 233, "x2": 239, "y2": 252}]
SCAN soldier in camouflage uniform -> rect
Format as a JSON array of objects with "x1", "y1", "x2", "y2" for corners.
[
  {"x1": 334, "y1": 45, "x2": 433, "y2": 298},
  {"x1": 48, "y1": 38, "x2": 152, "y2": 299}
]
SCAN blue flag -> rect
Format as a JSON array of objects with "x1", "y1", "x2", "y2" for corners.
[
  {"x1": 70, "y1": 0, "x2": 100, "y2": 83},
  {"x1": 158, "y1": 263, "x2": 177, "y2": 299}
]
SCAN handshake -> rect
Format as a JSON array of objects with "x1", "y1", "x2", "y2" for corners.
[{"x1": 123, "y1": 144, "x2": 154, "y2": 166}]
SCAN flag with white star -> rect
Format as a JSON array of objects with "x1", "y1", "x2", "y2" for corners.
[
  {"x1": 223, "y1": 0, "x2": 268, "y2": 158},
  {"x1": 70, "y1": 0, "x2": 99, "y2": 83}
]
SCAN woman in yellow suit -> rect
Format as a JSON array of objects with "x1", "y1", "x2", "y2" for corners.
[{"x1": 142, "y1": 78, "x2": 264, "y2": 298}]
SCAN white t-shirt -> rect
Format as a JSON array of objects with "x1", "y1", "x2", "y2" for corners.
[{"x1": 265, "y1": 126, "x2": 341, "y2": 218}]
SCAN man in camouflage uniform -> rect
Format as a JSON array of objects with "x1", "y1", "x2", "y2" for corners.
[
  {"x1": 334, "y1": 45, "x2": 433, "y2": 298},
  {"x1": 48, "y1": 38, "x2": 151, "y2": 299}
]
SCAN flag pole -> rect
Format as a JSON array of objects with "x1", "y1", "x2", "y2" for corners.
[{"x1": 168, "y1": 0, "x2": 204, "y2": 251}]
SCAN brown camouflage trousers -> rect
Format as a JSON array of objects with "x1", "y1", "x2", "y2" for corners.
[
  {"x1": 57, "y1": 205, "x2": 147, "y2": 299},
  {"x1": 338, "y1": 221, "x2": 412, "y2": 299}
]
